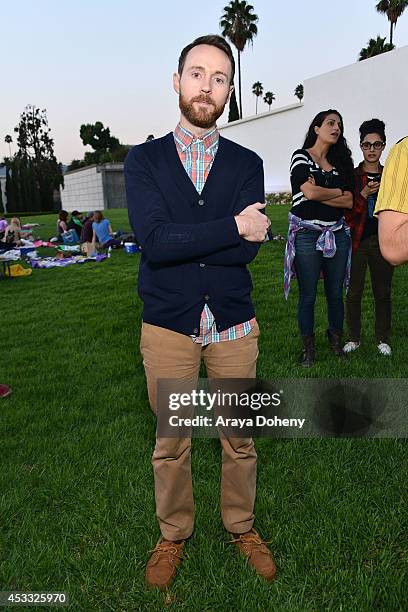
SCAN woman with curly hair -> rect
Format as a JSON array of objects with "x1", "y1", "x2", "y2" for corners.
[
  {"x1": 344, "y1": 118, "x2": 393, "y2": 356},
  {"x1": 284, "y1": 110, "x2": 354, "y2": 367}
]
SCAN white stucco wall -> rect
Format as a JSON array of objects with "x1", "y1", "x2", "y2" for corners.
[
  {"x1": 60, "y1": 165, "x2": 104, "y2": 212},
  {"x1": 219, "y1": 45, "x2": 408, "y2": 193}
]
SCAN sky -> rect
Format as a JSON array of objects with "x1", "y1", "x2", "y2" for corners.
[{"x1": 1, "y1": 0, "x2": 408, "y2": 164}]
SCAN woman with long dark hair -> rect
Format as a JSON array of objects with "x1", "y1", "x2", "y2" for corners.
[
  {"x1": 344, "y1": 119, "x2": 393, "y2": 356},
  {"x1": 284, "y1": 110, "x2": 354, "y2": 367}
]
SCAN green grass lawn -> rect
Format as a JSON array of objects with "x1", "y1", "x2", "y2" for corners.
[{"x1": 1, "y1": 207, "x2": 407, "y2": 611}]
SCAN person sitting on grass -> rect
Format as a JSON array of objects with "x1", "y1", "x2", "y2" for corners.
[
  {"x1": 80, "y1": 212, "x2": 95, "y2": 256},
  {"x1": 4, "y1": 217, "x2": 34, "y2": 246},
  {"x1": 0, "y1": 217, "x2": 8, "y2": 240},
  {"x1": 92, "y1": 211, "x2": 121, "y2": 250},
  {"x1": 68, "y1": 210, "x2": 83, "y2": 240},
  {"x1": 57, "y1": 210, "x2": 69, "y2": 241}
]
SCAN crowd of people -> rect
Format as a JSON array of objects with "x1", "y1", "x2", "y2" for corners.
[
  {"x1": 285, "y1": 111, "x2": 398, "y2": 366},
  {"x1": 0, "y1": 210, "x2": 127, "y2": 256}
]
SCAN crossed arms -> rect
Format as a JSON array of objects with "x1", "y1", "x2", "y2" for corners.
[{"x1": 124, "y1": 147, "x2": 269, "y2": 266}]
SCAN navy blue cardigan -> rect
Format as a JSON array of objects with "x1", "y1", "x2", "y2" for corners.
[{"x1": 124, "y1": 132, "x2": 264, "y2": 336}]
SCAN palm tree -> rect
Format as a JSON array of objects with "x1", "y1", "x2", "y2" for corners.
[
  {"x1": 263, "y1": 91, "x2": 276, "y2": 111},
  {"x1": 294, "y1": 84, "x2": 304, "y2": 103},
  {"x1": 252, "y1": 81, "x2": 263, "y2": 114},
  {"x1": 220, "y1": 1, "x2": 259, "y2": 119},
  {"x1": 358, "y1": 35, "x2": 394, "y2": 60},
  {"x1": 228, "y1": 88, "x2": 240, "y2": 122},
  {"x1": 376, "y1": 0, "x2": 408, "y2": 46},
  {"x1": 4, "y1": 135, "x2": 12, "y2": 158}
]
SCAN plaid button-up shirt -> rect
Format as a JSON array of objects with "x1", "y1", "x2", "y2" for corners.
[{"x1": 173, "y1": 123, "x2": 255, "y2": 346}]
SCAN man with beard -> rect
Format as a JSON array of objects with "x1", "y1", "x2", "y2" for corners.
[{"x1": 125, "y1": 35, "x2": 275, "y2": 590}]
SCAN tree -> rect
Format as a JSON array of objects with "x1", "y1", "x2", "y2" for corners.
[
  {"x1": 252, "y1": 81, "x2": 263, "y2": 114},
  {"x1": 79, "y1": 121, "x2": 121, "y2": 164},
  {"x1": 376, "y1": 0, "x2": 408, "y2": 46},
  {"x1": 0, "y1": 174, "x2": 3, "y2": 213},
  {"x1": 358, "y1": 35, "x2": 394, "y2": 60},
  {"x1": 4, "y1": 135, "x2": 12, "y2": 158},
  {"x1": 228, "y1": 88, "x2": 240, "y2": 122},
  {"x1": 263, "y1": 91, "x2": 275, "y2": 111},
  {"x1": 68, "y1": 159, "x2": 84, "y2": 171},
  {"x1": 294, "y1": 84, "x2": 304, "y2": 103},
  {"x1": 5, "y1": 165, "x2": 13, "y2": 212},
  {"x1": 220, "y1": 1, "x2": 259, "y2": 119},
  {"x1": 11, "y1": 105, "x2": 63, "y2": 212}
]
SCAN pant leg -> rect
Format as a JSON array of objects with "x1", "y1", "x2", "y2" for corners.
[
  {"x1": 321, "y1": 228, "x2": 350, "y2": 332},
  {"x1": 367, "y1": 236, "x2": 394, "y2": 343},
  {"x1": 294, "y1": 231, "x2": 323, "y2": 336},
  {"x1": 203, "y1": 323, "x2": 259, "y2": 534},
  {"x1": 140, "y1": 322, "x2": 202, "y2": 540},
  {"x1": 346, "y1": 239, "x2": 369, "y2": 341}
]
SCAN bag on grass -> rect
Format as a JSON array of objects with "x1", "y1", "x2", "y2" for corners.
[{"x1": 62, "y1": 229, "x2": 79, "y2": 245}]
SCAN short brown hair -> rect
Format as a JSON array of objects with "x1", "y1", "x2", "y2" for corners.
[
  {"x1": 178, "y1": 35, "x2": 235, "y2": 84},
  {"x1": 94, "y1": 211, "x2": 104, "y2": 223}
]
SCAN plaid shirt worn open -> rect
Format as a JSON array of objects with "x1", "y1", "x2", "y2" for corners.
[{"x1": 173, "y1": 123, "x2": 255, "y2": 345}]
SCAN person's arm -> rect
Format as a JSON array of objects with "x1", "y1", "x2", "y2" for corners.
[
  {"x1": 301, "y1": 181, "x2": 343, "y2": 202},
  {"x1": 378, "y1": 210, "x2": 408, "y2": 266},
  {"x1": 195, "y1": 156, "x2": 267, "y2": 265},
  {"x1": 108, "y1": 223, "x2": 113, "y2": 236},
  {"x1": 320, "y1": 191, "x2": 353, "y2": 209},
  {"x1": 124, "y1": 147, "x2": 267, "y2": 264},
  {"x1": 303, "y1": 175, "x2": 353, "y2": 209},
  {"x1": 91, "y1": 230, "x2": 97, "y2": 251},
  {"x1": 374, "y1": 139, "x2": 408, "y2": 265}
]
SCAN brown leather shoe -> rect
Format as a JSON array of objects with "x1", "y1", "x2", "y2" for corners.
[
  {"x1": 229, "y1": 528, "x2": 277, "y2": 582},
  {"x1": 145, "y1": 538, "x2": 185, "y2": 590}
]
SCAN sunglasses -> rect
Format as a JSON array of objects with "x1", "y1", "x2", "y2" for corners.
[{"x1": 361, "y1": 141, "x2": 384, "y2": 150}]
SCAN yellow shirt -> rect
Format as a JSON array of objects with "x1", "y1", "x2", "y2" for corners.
[{"x1": 375, "y1": 136, "x2": 408, "y2": 215}]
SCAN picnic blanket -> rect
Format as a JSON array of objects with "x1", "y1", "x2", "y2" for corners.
[
  {"x1": 0, "y1": 250, "x2": 21, "y2": 261},
  {"x1": 30, "y1": 253, "x2": 107, "y2": 269}
]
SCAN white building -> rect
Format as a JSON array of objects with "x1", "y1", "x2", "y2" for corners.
[
  {"x1": 219, "y1": 45, "x2": 408, "y2": 193},
  {"x1": 60, "y1": 163, "x2": 126, "y2": 212}
]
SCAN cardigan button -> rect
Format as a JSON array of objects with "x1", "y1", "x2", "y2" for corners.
[
  {"x1": 200, "y1": 263, "x2": 205, "y2": 267},
  {"x1": 193, "y1": 328, "x2": 199, "y2": 334},
  {"x1": 204, "y1": 294, "x2": 210, "y2": 301},
  {"x1": 198, "y1": 199, "x2": 205, "y2": 206}
]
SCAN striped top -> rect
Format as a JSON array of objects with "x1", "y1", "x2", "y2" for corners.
[
  {"x1": 375, "y1": 137, "x2": 408, "y2": 215},
  {"x1": 290, "y1": 148, "x2": 345, "y2": 224},
  {"x1": 173, "y1": 123, "x2": 255, "y2": 346}
]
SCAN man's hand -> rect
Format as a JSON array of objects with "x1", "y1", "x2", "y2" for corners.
[
  {"x1": 361, "y1": 181, "x2": 380, "y2": 199},
  {"x1": 235, "y1": 202, "x2": 271, "y2": 242}
]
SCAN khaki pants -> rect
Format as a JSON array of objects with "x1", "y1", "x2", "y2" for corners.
[{"x1": 140, "y1": 321, "x2": 259, "y2": 541}]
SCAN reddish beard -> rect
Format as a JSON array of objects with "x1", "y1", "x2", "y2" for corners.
[{"x1": 179, "y1": 93, "x2": 226, "y2": 129}]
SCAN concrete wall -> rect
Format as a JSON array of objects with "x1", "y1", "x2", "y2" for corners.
[
  {"x1": 60, "y1": 163, "x2": 126, "y2": 212},
  {"x1": 103, "y1": 167, "x2": 127, "y2": 209},
  {"x1": 219, "y1": 46, "x2": 408, "y2": 193},
  {"x1": 60, "y1": 165, "x2": 104, "y2": 212}
]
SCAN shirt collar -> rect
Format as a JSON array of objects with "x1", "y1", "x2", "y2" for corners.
[{"x1": 174, "y1": 123, "x2": 219, "y2": 153}]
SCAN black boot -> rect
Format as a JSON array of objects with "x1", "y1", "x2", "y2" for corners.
[
  {"x1": 299, "y1": 334, "x2": 315, "y2": 367},
  {"x1": 327, "y1": 329, "x2": 347, "y2": 358}
]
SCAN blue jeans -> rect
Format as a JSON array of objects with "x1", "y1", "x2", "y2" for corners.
[{"x1": 294, "y1": 228, "x2": 350, "y2": 336}]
